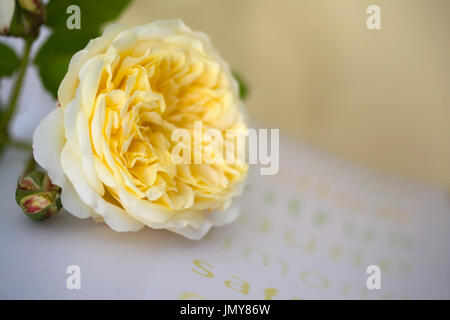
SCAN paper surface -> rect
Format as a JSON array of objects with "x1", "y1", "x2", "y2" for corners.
[{"x1": 1, "y1": 134, "x2": 449, "y2": 299}]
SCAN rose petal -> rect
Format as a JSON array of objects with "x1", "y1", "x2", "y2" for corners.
[
  {"x1": 76, "y1": 106, "x2": 105, "y2": 195},
  {"x1": 33, "y1": 108, "x2": 92, "y2": 219},
  {"x1": 60, "y1": 180, "x2": 93, "y2": 219},
  {"x1": 61, "y1": 145, "x2": 144, "y2": 232},
  {"x1": 58, "y1": 24, "x2": 125, "y2": 107},
  {"x1": 32, "y1": 108, "x2": 66, "y2": 187}
]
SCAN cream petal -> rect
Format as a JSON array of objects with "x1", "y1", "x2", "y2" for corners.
[
  {"x1": 111, "y1": 29, "x2": 140, "y2": 54},
  {"x1": 118, "y1": 182, "x2": 239, "y2": 239},
  {"x1": 168, "y1": 200, "x2": 241, "y2": 240},
  {"x1": 170, "y1": 197, "x2": 242, "y2": 240},
  {"x1": 118, "y1": 187, "x2": 170, "y2": 224},
  {"x1": 63, "y1": 89, "x2": 82, "y2": 155},
  {"x1": 119, "y1": 186, "x2": 208, "y2": 230},
  {"x1": 60, "y1": 180, "x2": 93, "y2": 219},
  {"x1": 32, "y1": 108, "x2": 66, "y2": 187},
  {"x1": 58, "y1": 24, "x2": 126, "y2": 107},
  {"x1": 151, "y1": 19, "x2": 190, "y2": 32},
  {"x1": 94, "y1": 158, "x2": 117, "y2": 188},
  {"x1": 90, "y1": 94, "x2": 106, "y2": 157},
  {"x1": 134, "y1": 20, "x2": 180, "y2": 41},
  {"x1": 33, "y1": 108, "x2": 93, "y2": 219},
  {"x1": 112, "y1": 49, "x2": 150, "y2": 88},
  {"x1": 206, "y1": 199, "x2": 241, "y2": 227},
  {"x1": 76, "y1": 109, "x2": 105, "y2": 195},
  {"x1": 60, "y1": 145, "x2": 144, "y2": 232},
  {"x1": 145, "y1": 186, "x2": 163, "y2": 201},
  {"x1": 79, "y1": 55, "x2": 106, "y2": 116},
  {"x1": 167, "y1": 220, "x2": 212, "y2": 240},
  {"x1": 190, "y1": 30, "x2": 241, "y2": 105}
]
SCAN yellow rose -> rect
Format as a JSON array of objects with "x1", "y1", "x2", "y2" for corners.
[{"x1": 33, "y1": 20, "x2": 248, "y2": 239}]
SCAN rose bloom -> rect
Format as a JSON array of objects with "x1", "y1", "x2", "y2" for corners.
[{"x1": 33, "y1": 20, "x2": 248, "y2": 239}]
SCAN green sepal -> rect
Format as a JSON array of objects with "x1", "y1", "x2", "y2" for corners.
[{"x1": 16, "y1": 170, "x2": 62, "y2": 221}]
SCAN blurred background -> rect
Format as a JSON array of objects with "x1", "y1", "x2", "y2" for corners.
[{"x1": 118, "y1": 0, "x2": 450, "y2": 187}]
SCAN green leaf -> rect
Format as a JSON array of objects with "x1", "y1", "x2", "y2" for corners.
[
  {"x1": 34, "y1": 0, "x2": 132, "y2": 97},
  {"x1": 232, "y1": 70, "x2": 249, "y2": 101},
  {"x1": 0, "y1": 43, "x2": 20, "y2": 77},
  {"x1": 34, "y1": 31, "x2": 97, "y2": 97},
  {"x1": 45, "y1": 0, "x2": 131, "y2": 33}
]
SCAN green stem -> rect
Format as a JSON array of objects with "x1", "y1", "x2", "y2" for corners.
[
  {"x1": 9, "y1": 139, "x2": 32, "y2": 151},
  {"x1": 0, "y1": 39, "x2": 34, "y2": 132},
  {"x1": 22, "y1": 152, "x2": 36, "y2": 177},
  {"x1": 0, "y1": 39, "x2": 36, "y2": 173}
]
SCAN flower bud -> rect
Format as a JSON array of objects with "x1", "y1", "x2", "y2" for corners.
[
  {"x1": 0, "y1": 0, "x2": 45, "y2": 38},
  {"x1": 0, "y1": 0, "x2": 15, "y2": 34},
  {"x1": 18, "y1": 0, "x2": 42, "y2": 14},
  {"x1": 16, "y1": 170, "x2": 62, "y2": 221}
]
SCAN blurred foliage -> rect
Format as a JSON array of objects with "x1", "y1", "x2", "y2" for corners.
[
  {"x1": 232, "y1": 71, "x2": 249, "y2": 101},
  {"x1": 0, "y1": 43, "x2": 20, "y2": 76},
  {"x1": 45, "y1": 0, "x2": 131, "y2": 32},
  {"x1": 0, "y1": 43, "x2": 20, "y2": 158},
  {"x1": 35, "y1": 0, "x2": 132, "y2": 97}
]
